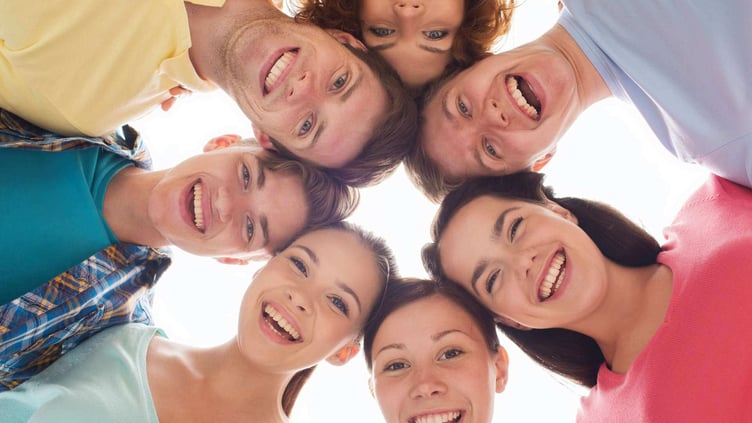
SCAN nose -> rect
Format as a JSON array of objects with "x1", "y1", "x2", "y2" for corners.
[
  {"x1": 504, "y1": 247, "x2": 537, "y2": 284},
  {"x1": 215, "y1": 186, "x2": 232, "y2": 223},
  {"x1": 288, "y1": 71, "x2": 313, "y2": 102},
  {"x1": 394, "y1": 1, "x2": 424, "y2": 17},
  {"x1": 409, "y1": 368, "x2": 447, "y2": 400},
  {"x1": 286, "y1": 286, "x2": 313, "y2": 315},
  {"x1": 485, "y1": 98, "x2": 510, "y2": 128}
]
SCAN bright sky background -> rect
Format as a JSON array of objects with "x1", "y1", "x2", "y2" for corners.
[{"x1": 130, "y1": 0, "x2": 708, "y2": 421}]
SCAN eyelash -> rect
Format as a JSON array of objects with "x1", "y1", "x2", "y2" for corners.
[
  {"x1": 290, "y1": 256, "x2": 308, "y2": 276},
  {"x1": 486, "y1": 269, "x2": 499, "y2": 294},
  {"x1": 424, "y1": 30, "x2": 448, "y2": 40},
  {"x1": 298, "y1": 117, "x2": 313, "y2": 136},
  {"x1": 329, "y1": 295, "x2": 349, "y2": 316},
  {"x1": 439, "y1": 348, "x2": 464, "y2": 360},
  {"x1": 483, "y1": 137, "x2": 498, "y2": 158},
  {"x1": 457, "y1": 98, "x2": 470, "y2": 117},
  {"x1": 242, "y1": 164, "x2": 250, "y2": 188},
  {"x1": 510, "y1": 217, "x2": 523, "y2": 241},
  {"x1": 384, "y1": 361, "x2": 409, "y2": 372},
  {"x1": 332, "y1": 74, "x2": 348, "y2": 91},
  {"x1": 369, "y1": 27, "x2": 394, "y2": 37},
  {"x1": 245, "y1": 216, "x2": 254, "y2": 243}
]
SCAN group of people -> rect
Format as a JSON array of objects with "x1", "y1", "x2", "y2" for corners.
[{"x1": 0, "y1": 0, "x2": 750, "y2": 422}]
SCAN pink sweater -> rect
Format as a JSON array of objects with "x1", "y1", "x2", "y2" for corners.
[{"x1": 578, "y1": 176, "x2": 752, "y2": 423}]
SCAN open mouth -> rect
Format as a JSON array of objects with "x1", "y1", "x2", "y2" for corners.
[
  {"x1": 506, "y1": 75, "x2": 541, "y2": 120},
  {"x1": 263, "y1": 304, "x2": 301, "y2": 342},
  {"x1": 263, "y1": 49, "x2": 299, "y2": 95},
  {"x1": 189, "y1": 180, "x2": 205, "y2": 233},
  {"x1": 539, "y1": 251, "x2": 566, "y2": 301},
  {"x1": 410, "y1": 411, "x2": 463, "y2": 423}
]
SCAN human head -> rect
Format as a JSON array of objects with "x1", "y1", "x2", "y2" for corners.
[
  {"x1": 295, "y1": 0, "x2": 515, "y2": 89},
  {"x1": 148, "y1": 137, "x2": 358, "y2": 261},
  {"x1": 422, "y1": 172, "x2": 662, "y2": 386},
  {"x1": 364, "y1": 278, "x2": 507, "y2": 423},
  {"x1": 237, "y1": 221, "x2": 399, "y2": 415},
  {"x1": 407, "y1": 34, "x2": 592, "y2": 201},
  {"x1": 263, "y1": 45, "x2": 419, "y2": 187}
]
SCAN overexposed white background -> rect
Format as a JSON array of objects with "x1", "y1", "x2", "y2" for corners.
[{"x1": 130, "y1": 0, "x2": 708, "y2": 421}]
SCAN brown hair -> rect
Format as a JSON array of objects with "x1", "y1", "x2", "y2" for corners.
[
  {"x1": 270, "y1": 45, "x2": 418, "y2": 188},
  {"x1": 423, "y1": 172, "x2": 662, "y2": 387}
]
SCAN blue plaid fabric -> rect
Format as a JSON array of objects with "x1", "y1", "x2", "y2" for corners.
[{"x1": 0, "y1": 110, "x2": 171, "y2": 390}]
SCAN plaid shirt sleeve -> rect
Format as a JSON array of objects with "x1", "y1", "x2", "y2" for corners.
[{"x1": 0, "y1": 109, "x2": 171, "y2": 390}]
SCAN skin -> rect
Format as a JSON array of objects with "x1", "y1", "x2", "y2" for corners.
[
  {"x1": 370, "y1": 295, "x2": 508, "y2": 423},
  {"x1": 148, "y1": 228, "x2": 384, "y2": 422},
  {"x1": 360, "y1": 0, "x2": 464, "y2": 88},
  {"x1": 104, "y1": 142, "x2": 307, "y2": 260},
  {"x1": 187, "y1": 0, "x2": 390, "y2": 169},
  {"x1": 420, "y1": 24, "x2": 609, "y2": 181},
  {"x1": 437, "y1": 195, "x2": 673, "y2": 373}
]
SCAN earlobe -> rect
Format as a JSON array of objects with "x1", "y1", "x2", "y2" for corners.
[
  {"x1": 493, "y1": 346, "x2": 510, "y2": 393},
  {"x1": 252, "y1": 124, "x2": 275, "y2": 151},
  {"x1": 326, "y1": 342, "x2": 361, "y2": 366},
  {"x1": 368, "y1": 377, "x2": 375, "y2": 398},
  {"x1": 547, "y1": 202, "x2": 578, "y2": 224},
  {"x1": 203, "y1": 134, "x2": 242, "y2": 152},
  {"x1": 324, "y1": 28, "x2": 368, "y2": 51},
  {"x1": 531, "y1": 149, "x2": 556, "y2": 172}
]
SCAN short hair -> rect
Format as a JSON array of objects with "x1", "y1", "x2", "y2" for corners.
[
  {"x1": 362, "y1": 277, "x2": 500, "y2": 371},
  {"x1": 280, "y1": 221, "x2": 399, "y2": 414},
  {"x1": 250, "y1": 141, "x2": 360, "y2": 248},
  {"x1": 270, "y1": 45, "x2": 418, "y2": 188},
  {"x1": 422, "y1": 172, "x2": 662, "y2": 387}
]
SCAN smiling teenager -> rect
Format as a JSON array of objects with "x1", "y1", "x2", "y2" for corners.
[
  {"x1": 0, "y1": 111, "x2": 356, "y2": 390},
  {"x1": 423, "y1": 171, "x2": 752, "y2": 421},
  {"x1": 0, "y1": 223, "x2": 398, "y2": 423},
  {"x1": 293, "y1": 0, "x2": 515, "y2": 90},
  {"x1": 0, "y1": 0, "x2": 416, "y2": 186},
  {"x1": 407, "y1": 0, "x2": 752, "y2": 201},
  {"x1": 363, "y1": 279, "x2": 508, "y2": 423}
]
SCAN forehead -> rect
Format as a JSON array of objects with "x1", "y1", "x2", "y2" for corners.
[{"x1": 376, "y1": 295, "x2": 479, "y2": 345}]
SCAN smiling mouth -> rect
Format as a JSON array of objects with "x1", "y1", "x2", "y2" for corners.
[
  {"x1": 263, "y1": 304, "x2": 301, "y2": 342},
  {"x1": 506, "y1": 75, "x2": 541, "y2": 120},
  {"x1": 539, "y1": 251, "x2": 566, "y2": 301},
  {"x1": 189, "y1": 181, "x2": 205, "y2": 233},
  {"x1": 410, "y1": 410, "x2": 462, "y2": 423},
  {"x1": 264, "y1": 49, "x2": 298, "y2": 95}
]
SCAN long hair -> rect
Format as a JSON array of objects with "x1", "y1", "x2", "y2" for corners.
[{"x1": 423, "y1": 172, "x2": 661, "y2": 387}]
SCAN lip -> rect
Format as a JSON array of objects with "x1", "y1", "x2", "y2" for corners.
[
  {"x1": 407, "y1": 409, "x2": 465, "y2": 423},
  {"x1": 503, "y1": 73, "x2": 544, "y2": 123},
  {"x1": 535, "y1": 248, "x2": 568, "y2": 302},
  {"x1": 259, "y1": 301, "x2": 304, "y2": 344},
  {"x1": 180, "y1": 179, "x2": 212, "y2": 234},
  {"x1": 259, "y1": 47, "x2": 298, "y2": 97}
]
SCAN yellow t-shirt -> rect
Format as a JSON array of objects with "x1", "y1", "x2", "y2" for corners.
[{"x1": 0, "y1": 0, "x2": 222, "y2": 136}]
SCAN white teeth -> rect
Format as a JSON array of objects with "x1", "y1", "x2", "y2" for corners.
[
  {"x1": 264, "y1": 51, "x2": 296, "y2": 92},
  {"x1": 192, "y1": 182, "x2": 204, "y2": 231},
  {"x1": 539, "y1": 252, "x2": 566, "y2": 301},
  {"x1": 414, "y1": 411, "x2": 461, "y2": 423},
  {"x1": 506, "y1": 76, "x2": 539, "y2": 120},
  {"x1": 264, "y1": 304, "x2": 300, "y2": 341}
]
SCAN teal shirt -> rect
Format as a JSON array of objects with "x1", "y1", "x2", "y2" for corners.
[
  {"x1": 0, "y1": 147, "x2": 132, "y2": 304},
  {"x1": 0, "y1": 324, "x2": 164, "y2": 423}
]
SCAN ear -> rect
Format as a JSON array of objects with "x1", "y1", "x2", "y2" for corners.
[
  {"x1": 203, "y1": 134, "x2": 242, "y2": 152},
  {"x1": 215, "y1": 251, "x2": 273, "y2": 265},
  {"x1": 326, "y1": 342, "x2": 361, "y2": 366},
  {"x1": 325, "y1": 28, "x2": 368, "y2": 51},
  {"x1": 493, "y1": 346, "x2": 510, "y2": 393},
  {"x1": 546, "y1": 201, "x2": 578, "y2": 224},
  {"x1": 215, "y1": 257, "x2": 251, "y2": 266},
  {"x1": 252, "y1": 124, "x2": 275, "y2": 151},
  {"x1": 367, "y1": 377, "x2": 375, "y2": 398},
  {"x1": 531, "y1": 148, "x2": 556, "y2": 172}
]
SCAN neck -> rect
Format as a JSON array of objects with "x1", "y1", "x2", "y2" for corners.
[
  {"x1": 103, "y1": 167, "x2": 169, "y2": 247},
  {"x1": 185, "y1": 0, "x2": 287, "y2": 83},
  {"x1": 149, "y1": 337, "x2": 293, "y2": 423},
  {"x1": 572, "y1": 262, "x2": 673, "y2": 374}
]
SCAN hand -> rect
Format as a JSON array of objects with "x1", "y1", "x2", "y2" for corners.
[{"x1": 160, "y1": 86, "x2": 192, "y2": 111}]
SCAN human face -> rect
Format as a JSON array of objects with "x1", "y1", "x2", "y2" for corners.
[
  {"x1": 421, "y1": 43, "x2": 583, "y2": 181},
  {"x1": 148, "y1": 146, "x2": 307, "y2": 259},
  {"x1": 360, "y1": 0, "x2": 463, "y2": 88},
  {"x1": 224, "y1": 21, "x2": 389, "y2": 168},
  {"x1": 237, "y1": 228, "x2": 383, "y2": 371},
  {"x1": 438, "y1": 196, "x2": 608, "y2": 330},
  {"x1": 370, "y1": 295, "x2": 507, "y2": 423}
]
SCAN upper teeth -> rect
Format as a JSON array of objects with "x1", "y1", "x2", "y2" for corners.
[
  {"x1": 539, "y1": 252, "x2": 565, "y2": 301},
  {"x1": 506, "y1": 76, "x2": 539, "y2": 120},
  {"x1": 414, "y1": 411, "x2": 461, "y2": 423},
  {"x1": 193, "y1": 182, "x2": 204, "y2": 231},
  {"x1": 264, "y1": 304, "x2": 300, "y2": 341},
  {"x1": 265, "y1": 51, "x2": 295, "y2": 92}
]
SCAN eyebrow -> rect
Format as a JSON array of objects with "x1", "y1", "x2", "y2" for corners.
[
  {"x1": 374, "y1": 329, "x2": 466, "y2": 358},
  {"x1": 440, "y1": 90, "x2": 456, "y2": 126},
  {"x1": 469, "y1": 206, "x2": 520, "y2": 295}
]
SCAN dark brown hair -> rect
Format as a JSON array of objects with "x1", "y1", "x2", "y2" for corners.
[{"x1": 423, "y1": 172, "x2": 662, "y2": 387}]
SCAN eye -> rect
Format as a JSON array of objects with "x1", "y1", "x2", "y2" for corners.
[
  {"x1": 298, "y1": 117, "x2": 313, "y2": 136},
  {"x1": 384, "y1": 361, "x2": 409, "y2": 372},
  {"x1": 483, "y1": 137, "x2": 498, "y2": 158},
  {"x1": 486, "y1": 269, "x2": 500, "y2": 294},
  {"x1": 245, "y1": 216, "x2": 254, "y2": 242},
  {"x1": 242, "y1": 164, "x2": 251, "y2": 189},
  {"x1": 369, "y1": 27, "x2": 394, "y2": 37},
  {"x1": 424, "y1": 30, "x2": 448, "y2": 40},
  {"x1": 457, "y1": 98, "x2": 470, "y2": 117},
  {"x1": 332, "y1": 73, "x2": 348, "y2": 91},
  {"x1": 328, "y1": 295, "x2": 350, "y2": 316},
  {"x1": 290, "y1": 256, "x2": 308, "y2": 276},
  {"x1": 509, "y1": 217, "x2": 523, "y2": 241},
  {"x1": 439, "y1": 348, "x2": 464, "y2": 361}
]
